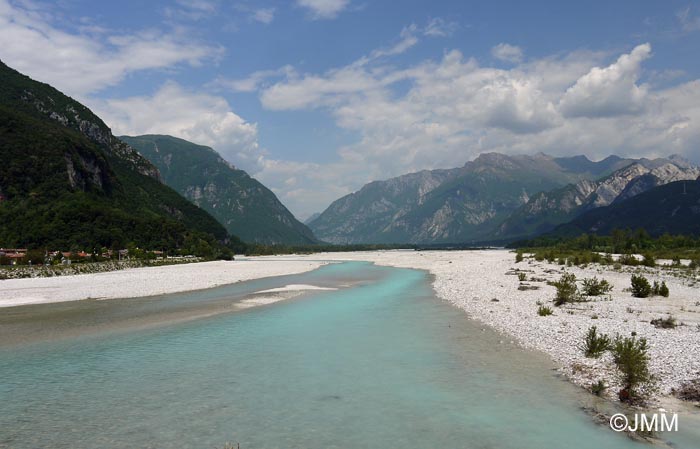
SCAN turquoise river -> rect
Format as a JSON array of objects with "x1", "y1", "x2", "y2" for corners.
[{"x1": 1, "y1": 261, "x2": 697, "y2": 448}]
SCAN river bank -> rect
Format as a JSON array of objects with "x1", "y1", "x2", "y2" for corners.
[
  {"x1": 3, "y1": 249, "x2": 699, "y2": 404},
  {"x1": 0, "y1": 259, "x2": 326, "y2": 307},
  {"x1": 262, "y1": 250, "x2": 700, "y2": 404}
]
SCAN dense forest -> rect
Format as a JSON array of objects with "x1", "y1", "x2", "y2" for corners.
[{"x1": 0, "y1": 60, "x2": 244, "y2": 258}]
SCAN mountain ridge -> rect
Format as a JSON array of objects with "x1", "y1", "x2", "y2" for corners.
[
  {"x1": 549, "y1": 179, "x2": 700, "y2": 237},
  {"x1": 495, "y1": 157, "x2": 700, "y2": 239},
  {"x1": 308, "y1": 153, "x2": 629, "y2": 244},
  {"x1": 121, "y1": 134, "x2": 318, "y2": 245},
  {"x1": 0, "y1": 60, "x2": 241, "y2": 254},
  {"x1": 309, "y1": 152, "x2": 699, "y2": 244}
]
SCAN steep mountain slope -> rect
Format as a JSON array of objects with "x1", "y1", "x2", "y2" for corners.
[
  {"x1": 308, "y1": 153, "x2": 624, "y2": 244},
  {"x1": 496, "y1": 157, "x2": 700, "y2": 239},
  {"x1": 121, "y1": 135, "x2": 317, "y2": 245},
  {"x1": 309, "y1": 168, "x2": 458, "y2": 244},
  {"x1": 0, "y1": 60, "x2": 241, "y2": 253},
  {"x1": 304, "y1": 213, "x2": 321, "y2": 225},
  {"x1": 550, "y1": 179, "x2": 700, "y2": 237}
]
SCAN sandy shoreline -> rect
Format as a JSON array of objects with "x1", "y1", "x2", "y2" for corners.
[
  {"x1": 3, "y1": 249, "x2": 699, "y2": 404},
  {"x1": 0, "y1": 259, "x2": 327, "y2": 307}
]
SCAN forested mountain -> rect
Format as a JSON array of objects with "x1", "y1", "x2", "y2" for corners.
[
  {"x1": 121, "y1": 135, "x2": 317, "y2": 245},
  {"x1": 0, "y1": 60, "x2": 242, "y2": 255},
  {"x1": 308, "y1": 153, "x2": 629, "y2": 244}
]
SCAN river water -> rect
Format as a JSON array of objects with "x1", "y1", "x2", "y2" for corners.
[{"x1": 0, "y1": 261, "x2": 690, "y2": 448}]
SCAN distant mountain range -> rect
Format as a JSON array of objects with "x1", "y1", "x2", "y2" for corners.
[
  {"x1": 121, "y1": 135, "x2": 317, "y2": 245},
  {"x1": 0, "y1": 60, "x2": 241, "y2": 254},
  {"x1": 495, "y1": 156, "x2": 700, "y2": 239},
  {"x1": 309, "y1": 153, "x2": 700, "y2": 244},
  {"x1": 3, "y1": 59, "x2": 698, "y2": 251},
  {"x1": 549, "y1": 179, "x2": 700, "y2": 237}
]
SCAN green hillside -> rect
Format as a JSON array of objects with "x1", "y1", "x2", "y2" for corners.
[
  {"x1": 0, "y1": 60, "x2": 243, "y2": 255},
  {"x1": 121, "y1": 135, "x2": 317, "y2": 245}
]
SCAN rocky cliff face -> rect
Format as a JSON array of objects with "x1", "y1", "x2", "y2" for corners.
[
  {"x1": 308, "y1": 169, "x2": 458, "y2": 244},
  {"x1": 17, "y1": 86, "x2": 160, "y2": 180},
  {"x1": 552, "y1": 179, "x2": 700, "y2": 237},
  {"x1": 0, "y1": 60, "x2": 236, "y2": 251},
  {"x1": 308, "y1": 153, "x2": 621, "y2": 244},
  {"x1": 496, "y1": 157, "x2": 700, "y2": 239},
  {"x1": 121, "y1": 135, "x2": 318, "y2": 245}
]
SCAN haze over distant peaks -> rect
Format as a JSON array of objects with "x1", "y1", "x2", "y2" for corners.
[{"x1": 309, "y1": 152, "x2": 700, "y2": 244}]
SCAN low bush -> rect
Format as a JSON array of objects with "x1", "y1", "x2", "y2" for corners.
[
  {"x1": 581, "y1": 277, "x2": 613, "y2": 296},
  {"x1": 517, "y1": 272, "x2": 527, "y2": 282},
  {"x1": 515, "y1": 252, "x2": 524, "y2": 263},
  {"x1": 642, "y1": 253, "x2": 656, "y2": 267},
  {"x1": 619, "y1": 253, "x2": 639, "y2": 266},
  {"x1": 552, "y1": 272, "x2": 580, "y2": 306},
  {"x1": 581, "y1": 326, "x2": 612, "y2": 358},
  {"x1": 612, "y1": 335, "x2": 654, "y2": 402},
  {"x1": 652, "y1": 281, "x2": 670, "y2": 297},
  {"x1": 650, "y1": 316, "x2": 677, "y2": 329},
  {"x1": 630, "y1": 274, "x2": 652, "y2": 298},
  {"x1": 537, "y1": 305, "x2": 553, "y2": 316}
]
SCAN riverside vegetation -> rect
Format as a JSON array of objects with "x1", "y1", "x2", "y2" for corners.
[
  {"x1": 545, "y1": 261, "x2": 670, "y2": 403},
  {"x1": 513, "y1": 229, "x2": 700, "y2": 269},
  {"x1": 580, "y1": 326, "x2": 655, "y2": 403},
  {"x1": 514, "y1": 232, "x2": 700, "y2": 407},
  {"x1": 0, "y1": 257, "x2": 202, "y2": 280}
]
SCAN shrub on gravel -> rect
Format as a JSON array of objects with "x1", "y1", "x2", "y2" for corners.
[
  {"x1": 537, "y1": 305, "x2": 553, "y2": 316},
  {"x1": 553, "y1": 273, "x2": 580, "y2": 306},
  {"x1": 581, "y1": 326, "x2": 611, "y2": 358},
  {"x1": 581, "y1": 277, "x2": 613, "y2": 296},
  {"x1": 612, "y1": 335, "x2": 654, "y2": 402},
  {"x1": 630, "y1": 275, "x2": 652, "y2": 298}
]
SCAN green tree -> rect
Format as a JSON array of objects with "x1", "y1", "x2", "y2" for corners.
[
  {"x1": 581, "y1": 326, "x2": 612, "y2": 358},
  {"x1": 630, "y1": 274, "x2": 652, "y2": 298},
  {"x1": 553, "y1": 272, "x2": 580, "y2": 306},
  {"x1": 612, "y1": 335, "x2": 653, "y2": 402}
]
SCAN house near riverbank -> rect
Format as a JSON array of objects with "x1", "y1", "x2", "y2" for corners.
[{"x1": 0, "y1": 248, "x2": 27, "y2": 265}]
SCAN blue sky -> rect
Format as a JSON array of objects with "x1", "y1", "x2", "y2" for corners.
[{"x1": 2, "y1": 0, "x2": 700, "y2": 219}]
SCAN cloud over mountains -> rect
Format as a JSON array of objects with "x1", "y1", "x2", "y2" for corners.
[{"x1": 2, "y1": 0, "x2": 700, "y2": 219}]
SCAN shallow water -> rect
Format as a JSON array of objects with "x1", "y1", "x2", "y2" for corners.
[{"x1": 0, "y1": 261, "x2": 688, "y2": 448}]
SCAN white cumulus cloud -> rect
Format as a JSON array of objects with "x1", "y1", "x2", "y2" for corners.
[
  {"x1": 247, "y1": 41, "x2": 700, "y2": 217},
  {"x1": 559, "y1": 43, "x2": 651, "y2": 118},
  {"x1": 93, "y1": 82, "x2": 262, "y2": 170},
  {"x1": 0, "y1": 0, "x2": 222, "y2": 97}
]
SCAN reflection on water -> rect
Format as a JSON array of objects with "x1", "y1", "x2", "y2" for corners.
[{"x1": 0, "y1": 262, "x2": 693, "y2": 448}]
